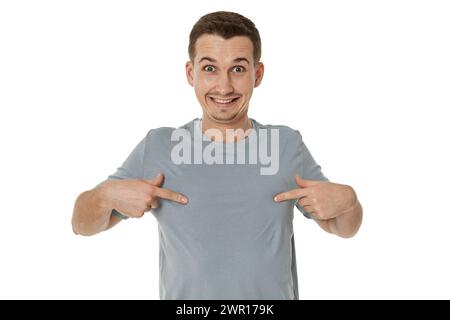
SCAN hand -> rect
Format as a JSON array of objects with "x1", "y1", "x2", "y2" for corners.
[
  {"x1": 274, "y1": 174, "x2": 357, "y2": 220},
  {"x1": 98, "y1": 173, "x2": 188, "y2": 218}
]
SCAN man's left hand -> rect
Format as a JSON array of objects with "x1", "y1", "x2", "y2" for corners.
[{"x1": 274, "y1": 174, "x2": 357, "y2": 220}]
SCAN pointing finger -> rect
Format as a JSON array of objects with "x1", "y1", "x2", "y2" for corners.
[
  {"x1": 152, "y1": 186, "x2": 188, "y2": 204},
  {"x1": 274, "y1": 187, "x2": 308, "y2": 202}
]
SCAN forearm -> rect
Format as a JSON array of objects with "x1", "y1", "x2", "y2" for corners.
[
  {"x1": 328, "y1": 199, "x2": 363, "y2": 238},
  {"x1": 71, "y1": 186, "x2": 113, "y2": 236}
]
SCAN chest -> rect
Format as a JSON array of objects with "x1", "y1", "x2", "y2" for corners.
[{"x1": 150, "y1": 162, "x2": 296, "y2": 241}]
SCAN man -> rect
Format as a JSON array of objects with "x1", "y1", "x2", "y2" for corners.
[{"x1": 72, "y1": 11, "x2": 362, "y2": 300}]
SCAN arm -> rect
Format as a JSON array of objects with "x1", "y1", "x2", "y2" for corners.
[
  {"x1": 73, "y1": 132, "x2": 148, "y2": 236},
  {"x1": 281, "y1": 131, "x2": 363, "y2": 237},
  {"x1": 72, "y1": 175, "x2": 188, "y2": 237},
  {"x1": 72, "y1": 131, "x2": 152, "y2": 236},
  {"x1": 315, "y1": 191, "x2": 363, "y2": 238},
  {"x1": 275, "y1": 177, "x2": 363, "y2": 238},
  {"x1": 72, "y1": 184, "x2": 121, "y2": 237}
]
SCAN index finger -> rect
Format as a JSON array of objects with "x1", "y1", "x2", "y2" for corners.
[
  {"x1": 152, "y1": 186, "x2": 188, "y2": 204},
  {"x1": 274, "y1": 187, "x2": 308, "y2": 202}
]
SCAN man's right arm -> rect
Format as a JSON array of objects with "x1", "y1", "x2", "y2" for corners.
[
  {"x1": 72, "y1": 184, "x2": 119, "y2": 237},
  {"x1": 71, "y1": 175, "x2": 188, "y2": 237},
  {"x1": 72, "y1": 132, "x2": 150, "y2": 236}
]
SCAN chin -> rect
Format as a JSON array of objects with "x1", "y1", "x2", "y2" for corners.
[
  {"x1": 207, "y1": 112, "x2": 238, "y2": 122},
  {"x1": 201, "y1": 100, "x2": 248, "y2": 123}
]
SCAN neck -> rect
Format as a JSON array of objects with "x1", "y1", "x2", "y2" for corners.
[{"x1": 201, "y1": 115, "x2": 253, "y2": 143}]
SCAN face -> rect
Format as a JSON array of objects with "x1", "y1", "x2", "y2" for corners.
[{"x1": 186, "y1": 34, "x2": 264, "y2": 124}]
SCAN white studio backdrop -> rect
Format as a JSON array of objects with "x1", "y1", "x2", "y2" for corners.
[{"x1": 0, "y1": 0, "x2": 449, "y2": 299}]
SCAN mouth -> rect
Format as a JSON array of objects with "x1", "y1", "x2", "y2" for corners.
[{"x1": 208, "y1": 96, "x2": 240, "y2": 108}]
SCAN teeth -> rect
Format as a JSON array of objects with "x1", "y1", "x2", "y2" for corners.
[{"x1": 211, "y1": 97, "x2": 237, "y2": 104}]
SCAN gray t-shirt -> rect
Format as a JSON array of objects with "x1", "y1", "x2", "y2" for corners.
[{"x1": 105, "y1": 118, "x2": 327, "y2": 299}]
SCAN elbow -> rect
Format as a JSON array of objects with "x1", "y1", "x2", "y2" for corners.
[
  {"x1": 71, "y1": 211, "x2": 82, "y2": 235},
  {"x1": 335, "y1": 224, "x2": 360, "y2": 238},
  {"x1": 335, "y1": 203, "x2": 363, "y2": 239},
  {"x1": 71, "y1": 212, "x2": 99, "y2": 237},
  {"x1": 72, "y1": 222, "x2": 99, "y2": 237},
  {"x1": 72, "y1": 223, "x2": 80, "y2": 235},
  {"x1": 71, "y1": 191, "x2": 102, "y2": 237},
  {"x1": 72, "y1": 219, "x2": 88, "y2": 236},
  {"x1": 71, "y1": 216, "x2": 102, "y2": 236},
  {"x1": 337, "y1": 229, "x2": 358, "y2": 239}
]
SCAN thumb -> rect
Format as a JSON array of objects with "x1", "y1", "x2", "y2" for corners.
[
  {"x1": 146, "y1": 172, "x2": 164, "y2": 186},
  {"x1": 295, "y1": 174, "x2": 317, "y2": 188}
]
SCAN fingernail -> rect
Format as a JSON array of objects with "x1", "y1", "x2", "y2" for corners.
[
  {"x1": 181, "y1": 197, "x2": 188, "y2": 204},
  {"x1": 274, "y1": 196, "x2": 279, "y2": 202},
  {"x1": 157, "y1": 173, "x2": 162, "y2": 177}
]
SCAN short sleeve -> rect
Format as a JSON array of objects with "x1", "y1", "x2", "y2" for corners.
[
  {"x1": 97, "y1": 132, "x2": 151, "y2": 220},
  {"x1": 293, "y1": 131, "x2": 329, "y2": 219},
  {"x1": 107, "y1": 132, "x2": 149, "y2": 181}
]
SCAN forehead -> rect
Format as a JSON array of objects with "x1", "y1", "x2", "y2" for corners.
[{"x1": 195, "y1": 34, "x2": 253, "y2": 63}]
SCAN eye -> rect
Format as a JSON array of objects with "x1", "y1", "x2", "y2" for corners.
[
  {"x1": 203, "y1": 65, "x2": 216, "y2": 72},
  {"x1": 232, "y1": 66, "x2": 245, "y2": 73}
]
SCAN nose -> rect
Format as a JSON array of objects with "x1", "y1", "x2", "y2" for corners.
[{"x1": 215, "y1": 72, "x2": 234, "y2": 96}]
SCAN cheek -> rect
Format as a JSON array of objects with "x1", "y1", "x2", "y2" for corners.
[
  {"x1": 194, "y1": 75, "x2": 215, "y2": 92},
  {"x1": 235, "y1": 77, "x2": 254, "y2": 93}
]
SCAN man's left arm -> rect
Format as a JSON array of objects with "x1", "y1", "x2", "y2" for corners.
[
  {"x1": 313, "y1": 189, "x2": 363, "y2": 238},
  {"x1": 274, "y1": 175, "x2": 363, "y2": 238}
]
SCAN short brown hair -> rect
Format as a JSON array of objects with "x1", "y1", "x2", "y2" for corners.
[{"x1": 188, "y1": 11, "x2": 261, "y2": 63}]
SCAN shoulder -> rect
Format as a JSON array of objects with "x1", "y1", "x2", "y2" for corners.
[
  {"x1": 145, "y1": 126, "x2": 177, "y2": 139},
  {"x1": 252, "y1": 119, "x2": 303, "y2": 142},
  {"x1": 142, "y1": 119, "x2": 196, "y2": 146}
]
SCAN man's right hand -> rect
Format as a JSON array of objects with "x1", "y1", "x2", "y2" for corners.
[{"x1": 97, "y1": 173, "x2": 188, "y2": 218}]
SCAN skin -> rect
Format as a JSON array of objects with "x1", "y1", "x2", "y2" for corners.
[
  {"x1": 186, "y1": 34, "x2": 362, "y2": 238},
  {"x1": 185, "y1": 34, "x2": 264, "y2": 142},
  {"x1": 274, "y1": 175, "x2": 363, "y2": 238},
  {"x1": 72, "y1": 173, "x2": 187, "y2": 236},
  {"x1": 72, "y1": 33, "x2": 362, "y2": 238}
]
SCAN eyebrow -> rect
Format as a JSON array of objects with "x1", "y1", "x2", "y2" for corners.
[{"x1": 198, "y1": 57, "x2": 250, "y2": 64}]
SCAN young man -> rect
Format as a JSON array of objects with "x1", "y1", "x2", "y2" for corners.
[{"x1": 72, "y1": 11, "x2": 362, "y2": 300}]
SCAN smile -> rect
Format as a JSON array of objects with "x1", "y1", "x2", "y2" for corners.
[{"x1": 208, "y1": 96, "x2": 240, "y2": 107}]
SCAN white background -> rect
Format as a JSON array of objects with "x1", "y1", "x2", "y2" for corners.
[{"x1": 1, "y1": 0, "x2": 449, "y2": 299}]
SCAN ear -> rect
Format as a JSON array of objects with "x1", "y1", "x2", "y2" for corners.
[
  {"x1": 254, "y1": 62, "x2": 264, "y2": 88},
  {"x1": 185, "y1": 61, "x2": 194, "y2": 87}
]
